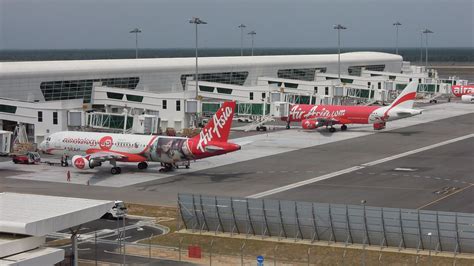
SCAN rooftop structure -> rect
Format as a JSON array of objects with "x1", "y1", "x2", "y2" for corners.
[
  {"x1": 0, "y1": 52, "x2": 402, "y2": 103},
  {"x1": 0, "y1": 192, "x2": 114, "y2": 265}
]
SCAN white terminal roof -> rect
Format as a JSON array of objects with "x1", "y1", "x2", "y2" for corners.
[
  {"x1": 0, "y1": 52, "x2": 402, "y2": 78},
  {"x1": 0, "y1": 192, "x2": 114, "y2": 236}
]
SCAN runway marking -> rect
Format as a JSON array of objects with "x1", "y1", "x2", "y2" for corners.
[
  {"x1": 417, "y1": 184, "x2": 474, "y2": 210},
  {"x1": 305, "y1": 183, "x2": 431, "y2": 191},
  {"x1": 247, "y1": 134, "x2": 474, "y2": 199},
  {"x1": 361, "y1": 133, "x2": 474, "y2": 167}
]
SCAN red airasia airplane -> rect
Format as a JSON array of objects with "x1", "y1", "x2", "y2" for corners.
[
  {"x1": 39, "y1": 101, "x2": 240, "y2": 174},
  {"x1": 283, "y1": 81, "x2": 422, "y2": 132},
  {"x1": 451, "y1": 85, "x2": 474, "y2": 103}
]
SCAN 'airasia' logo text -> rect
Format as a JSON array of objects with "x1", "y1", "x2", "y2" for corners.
[
  {"x1": 74, "y1": 157, "x2": 85, "y2": 169},
  {"x1": 452, "y1": 85, "x2": 474, "y2": 97},
  {"x1": 99, "y1": 136, "x2": 113, "y2": 150},
  {"x1": 290, "y1": 105, "x2": 346, "y2": 120},
  {"x1": 196, "y1": 106, "x2": 232, "y2": 152}
]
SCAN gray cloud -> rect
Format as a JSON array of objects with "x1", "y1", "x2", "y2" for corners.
[{"x1": 1, "y1": 0, "x2": 472, "y2": 49}]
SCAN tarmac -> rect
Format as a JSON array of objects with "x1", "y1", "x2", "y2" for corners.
[{"x1": 0, "y1": 102, "x2": 473, "y2": 213}]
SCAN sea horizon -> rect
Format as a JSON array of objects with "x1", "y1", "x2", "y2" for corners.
[{"x1": 0, "y1": 47, "x2": 472, "y2": 64}]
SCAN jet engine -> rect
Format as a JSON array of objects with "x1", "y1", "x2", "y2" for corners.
[
  {"x1": 461, "y1": 95, "x2": 474, "y2": 103},
  {"x1": 373, "y1": 122, "x2": 386, "y2": 130},
  {"x1": 72, "y1": 155, "x2": 91, "y2": 170},
  {"x1": 302, "y1": 119, "x2": 322, "y2": 129}
]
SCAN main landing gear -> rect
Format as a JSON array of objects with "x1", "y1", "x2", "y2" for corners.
[
  {"x1": 327, "y1": 124, "x2": 347, "y2": 133},
  {"x1": 111, "y1": 167, "x2": 121, "y2": 175},
  {"x1": 138, "y1": 162, "x2": 148, "y2": 170},
  {"x1": 110, "y1": 160, "x2": 121, "y2": 175},
  {"x1": 159, "y1": 163, "x2": 174, "y2": 173}
]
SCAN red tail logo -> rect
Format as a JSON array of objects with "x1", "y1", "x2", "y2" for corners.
[{"x1": 192, "y1": 101, "x2": 236, "y2": 153}]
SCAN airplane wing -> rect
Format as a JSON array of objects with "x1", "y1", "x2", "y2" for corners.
[
  {"x1": 316, "y1": 117, "x2": 350, "y2": 125},
  {"x1": 394, "y1": 108, "x2": 423, "y2": 116},
  {"x1": 233, "y1": 140, "x2": 253, "y2": 146},
  {"x1": 86, "y1": 151, "x2": 128, "y2": 162}
]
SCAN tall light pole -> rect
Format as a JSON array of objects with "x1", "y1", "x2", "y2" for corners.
[
  {"x1": 189, "y1": 17, "x2": 207, "y2": 100},
  {"x1": 393, "y1": 21, "x2": 402, "y2": 54},
  {"x1": 333, "y1": 24, "x2": 347, "y2": 80},
  {"x1": 238, "y1": 24, "x2": 246, "y2": 56},
  {"x1": 419, "y1": 31, "x2": 424, "y2": 64},
  {"x1": 423, "y1": 28, "x2": 434, "y2": 69},
  {"x1": 248, "y1": 30, "x2": 256, "y2": 56},
  {"x1": 129, "y1": 28, "x2": 142, "y2": 59}
]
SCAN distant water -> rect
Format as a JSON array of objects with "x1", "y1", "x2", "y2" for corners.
[{"x1": 0, "y1": 48, "x2": 472, "y2": 64}]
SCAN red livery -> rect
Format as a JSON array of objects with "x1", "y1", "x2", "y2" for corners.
[
  {"x1": 283, "y1": 81, "x2": 422, "y2": 132},
  {"x1": 39, "y1": 102, "x2": 240, "y2": 174}
]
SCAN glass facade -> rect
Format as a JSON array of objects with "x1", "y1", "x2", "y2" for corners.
[
  {"x1": 125, "y1": 94, "x2": 144, "y2": 102},
  {"x1": 0, "y1": 104, "x2": 17, "y2": 114},
  {"x1": 106, "y1": 92, "x2": 124, "y2": 100},
  {"x1": 40, "y1": 77, "x2": 139, "y2": 103},
  {"x1": 277, "y1": 68, "x2": 326, "y2": 81},
  {"x1": 216, "y1": 87, "x2": 232, "y2": 94},
  {"x1": 348, "y1": 65, "x2": 385, "y2": 76},
  {"x1": 180, "y1": 72, "x2": 249, "y2": 90},
  {"x1": 199, "y1": 86, "x2": 214, "y2": 93}
]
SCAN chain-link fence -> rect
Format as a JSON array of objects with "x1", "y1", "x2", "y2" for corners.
[{"x1": 178, "y1": 194, "x2": 474, "y2": 254}]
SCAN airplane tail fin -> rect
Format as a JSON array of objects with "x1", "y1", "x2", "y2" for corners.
[
  {"x1": 388, "y1": 81, "x2": 418, "y2": 109},
  {"x1": 191, "y1": 101, "x2": 236, "y2": 144}
]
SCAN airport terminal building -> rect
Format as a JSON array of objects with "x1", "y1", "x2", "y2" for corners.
[
  {"x1": 0, "y1": 52, "x2": 401, "y2": 102},
  {"x1": 0, "y1": 52, "x2": 451, "y2": 142}
]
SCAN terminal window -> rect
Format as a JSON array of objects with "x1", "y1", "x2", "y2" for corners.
[
  {"x1": 277, "y1": 68, "x2": 326, "y2": 81},
  {"x1": 180, "y1": 72, "x2": 249, "y2": 90},
  {"x1": 40, "y1": 77, "x2": 140, "y2": 103},
  {"x1": 0, "y1": 104, "x2": 17, "y2": 114},
  {"x1": 348, "y1": 65, "x2": 385, "y2": 76},
  {"x1": 53, "y1": 112, "x2": 58, "y2": 125}
]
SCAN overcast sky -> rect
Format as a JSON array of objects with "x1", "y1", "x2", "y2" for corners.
[{"x1": 0, "y1": 0, "x2": 472, "y2": 50}]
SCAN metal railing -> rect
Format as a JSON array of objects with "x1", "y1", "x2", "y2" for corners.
[{"x1": 178, "y1": 194, "x2": 474, "y2": 254}]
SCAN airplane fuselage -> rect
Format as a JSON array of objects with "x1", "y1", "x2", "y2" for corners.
[
  {"x1": 41, "y1": 131, "x2": 192, "y2": 164},
  {"x1": 285, "y1": 104, "x2": 415, "y2": 124}
]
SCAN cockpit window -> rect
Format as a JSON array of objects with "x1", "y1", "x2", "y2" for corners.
[{"x1": 46, "y1": 137, "x2": 51, "y2": 141}]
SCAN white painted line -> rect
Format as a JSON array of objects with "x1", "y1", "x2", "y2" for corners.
[
  {"x1": 247, "y1": 166, "x2": 364, "y2": 198},
  {"x1": 394, "y1": 168, "x2": 418, "y2": 172},
  {"x1": 248, "y1": 134, "x2": 474, "y2": 199},
  {"x1": 361, "y1": 134, "x2": 474, "y2": 167}
]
